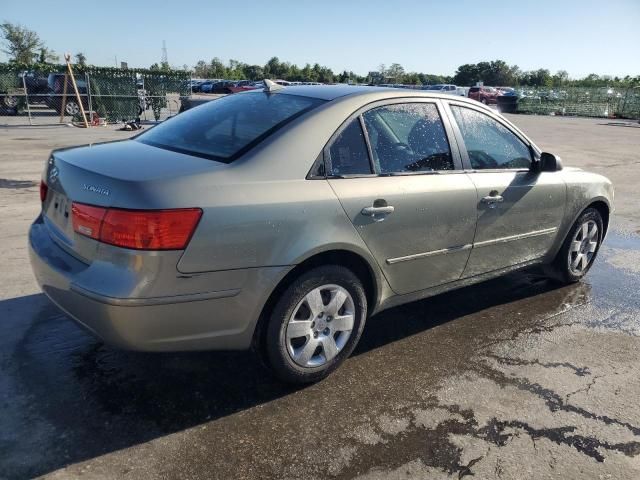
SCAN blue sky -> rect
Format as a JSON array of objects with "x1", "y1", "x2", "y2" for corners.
[{"x1": 2, "y1": 0, "x2": 639, "y2": 77}]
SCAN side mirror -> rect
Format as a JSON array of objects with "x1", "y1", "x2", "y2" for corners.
[{"x1": 538, "y1": 152, "x2": 563, "y2": 172}]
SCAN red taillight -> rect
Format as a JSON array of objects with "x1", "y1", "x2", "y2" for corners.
[
  {"x1": 71, "y1": 202, "x2": 202, "y2": 250},
  {"x1": 72, "y1": 203, "x2": 106, "y2": 240},
  {"x1": 39, "y1": 181, "x2": 48, "y2": 202},
  {"x1": 101, "y1": 208, "x2": 202, "y2": 250}
]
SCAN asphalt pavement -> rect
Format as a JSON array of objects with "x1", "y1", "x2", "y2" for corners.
[{"x1": 0, "y1": 114, "x2": 639, "y2": 479}]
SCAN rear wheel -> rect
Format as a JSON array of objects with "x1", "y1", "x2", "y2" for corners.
[
  {"x1": 264, "y1": 265, "x2": 367, "y2": 384},
  {"x1": 63, "y1": 100, "x2": 80, "y2": 116},
  {"x1": 549, "y1": 208, "x2": 604, "y2": 283}
]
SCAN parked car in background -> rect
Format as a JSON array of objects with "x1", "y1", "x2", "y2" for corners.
[
  {"x1": 1, "y1": 72, "x2": 54, "y2": 113},
  {"x1": 496, "y1": 88, "x2": 519, "y2": 113},
  {"x1": 0, "y1": 91, "x2": 20, "y2": 114},
  {"x1": 229, "y1": 80, "x2": 260, "y2": 93},
  {"x1": 211, "y1": 80, "x2": 236, "y2": 94},
  {"x1": 496, "y1": 87, "x2": 516, "y2": 96},
  {"x1": 199, "y1": 80, "x2": 222, "y2": 93},
  {"x1": 31, "y1": 84, "x2": 613, "y2": 384},
  {"x1": 468, "y1": 86, "x2": 499, "y2": 104},
  {"x1": 188, "y1": 80, "x2": 205, "y2": 92},
  {"x1": 20, "y1": 72, "x2": 50, "y2": 99},
  {"x1": 45, "y1": 73, "x2": 90, "y2": 116},
  {"x1": 199, "y1": 81, "x2": 214, "y2": 93},
  {"x1": 422, "y1": 84, "x2": 465, "y2": 96}
]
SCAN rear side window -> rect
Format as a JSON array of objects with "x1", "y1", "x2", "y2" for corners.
[
  {"x1": 327, "y1": 119, "x2": 372, "y2": 176},
  {"x1": 137, "y1": 92, "x2": 325, "y2": 162},
  {"x1": 362, "y1": 103, "x2": 454, "y2": 173},
  {"x1": 450, "y1": 106, "x2": 532, "y2": 170}
]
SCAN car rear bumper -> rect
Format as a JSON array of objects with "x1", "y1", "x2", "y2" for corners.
[{"x1": 28, "y1": 215, "x2": 291, "y2": 351}]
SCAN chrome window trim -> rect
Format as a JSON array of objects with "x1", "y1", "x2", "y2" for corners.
[
  {"x1": 441, "y1": 100, "x2": 541, "y2": 171},
  {"x1": 323, "y1": 97, "x2": 465, "y2": 178}
]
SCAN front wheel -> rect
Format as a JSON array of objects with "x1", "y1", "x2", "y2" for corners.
[
  {"x1": 2, "y1": 95, "x2": 18, "y2": 109},
  {"x1": 264, "y1": 265, "x2": 367, "y2": 384},
  {"x1": 549, "y1": 208, "x2": 604, "y2": 283}
]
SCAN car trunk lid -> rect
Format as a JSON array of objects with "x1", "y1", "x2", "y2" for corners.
[{"x1": 42, "y1": 139, "x2": 224, "y2": 262}]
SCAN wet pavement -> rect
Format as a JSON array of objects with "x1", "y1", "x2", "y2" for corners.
[
  {"x1": 0, "y1": 232, "x2": 638, "y2": 479},
  {"x1": 1, "y1": 116, "x2": 640, "y2": 479}
]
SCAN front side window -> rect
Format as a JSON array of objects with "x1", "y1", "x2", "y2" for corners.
[
  {"x1": 362, "y1": 103, "x2": 454, "y2": 173},
  {"x1": 137, "y1": 92, "x2": 325, "y2": 162},
  {"x1": 450, "y1": 106, "x2": 532, "y2": 170},
  {"x1": 327, "y1": 119, "x2": 372, "y2": 176}
]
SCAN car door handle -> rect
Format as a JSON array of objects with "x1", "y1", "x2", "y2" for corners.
[
  {"x1": 361, "y1": 205, "x2": 395, "y2": 216},
  {"x1": 481, "y1": 194, "x2": 504, "y2": 204}
]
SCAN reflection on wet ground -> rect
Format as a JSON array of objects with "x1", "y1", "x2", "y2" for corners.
[
  {"x1": 1, "y1": 232, "x2": 639, "y2": 479},
  {"x1": 0, "y1": 178, "x2": 38, "y2": 189}
]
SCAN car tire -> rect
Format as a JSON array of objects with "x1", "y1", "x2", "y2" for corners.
[
  {"x1": 0, "y1": 96, "x2": 18, "y2": 115},
  {"x1": 63, "y1": 100, "x2": 80, "y2": 116},
  {"x1": 549, "y1": 208, "x2": 604, "y2": 283},
  {"x1": 2, "y1": 95, "x2": 18, "y2": 109},
  {"x1": 481, "y1": 98, "x2": 488, "y2": 105},
  {"x1": 264, "y1": 265, "x2": 367, "y2": 384}
]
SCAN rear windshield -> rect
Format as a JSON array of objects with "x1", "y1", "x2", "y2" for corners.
[{"x1": 137, "y1": 92, "x2": 325, "y2": 162}]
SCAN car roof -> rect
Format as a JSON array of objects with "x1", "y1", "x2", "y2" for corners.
[
  {"x1": 258, "y1": 84, "x2": 481, "y2": 105},
  {"x1": 275, "y1": 85, "x2": 534, "y2": 143}
]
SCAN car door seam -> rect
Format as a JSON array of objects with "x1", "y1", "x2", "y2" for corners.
[{"x1": 324, "y1": 178, "x2": 398, "y2": 293}]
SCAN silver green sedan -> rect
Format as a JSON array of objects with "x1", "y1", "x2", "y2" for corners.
[{"x1": 29, "y1": 83, "x2": 613, "y2": 383}]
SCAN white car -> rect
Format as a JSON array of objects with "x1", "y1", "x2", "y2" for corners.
[{"x1": 423, "y1": 84, "x2": 465, "y2": 96}]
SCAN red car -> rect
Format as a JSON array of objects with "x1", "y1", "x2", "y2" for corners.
[
  {"x1": 228, "y1": 80, "x2": 260, "y2": 94},
  {"x1": 468, "y1": 86, "x2": 499, "y2": 104}
]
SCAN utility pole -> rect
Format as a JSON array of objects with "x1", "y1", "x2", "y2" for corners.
[{"x1": 161, "y1": 40, "x2": 168, "y2": 67}]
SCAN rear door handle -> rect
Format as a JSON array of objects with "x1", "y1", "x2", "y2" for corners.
[
  {"x1": 362, "y1": 205, "x2": 395, "y2": 216},
  {"x1": 481, "y1": 195, "x2": 504, "y2": 203},
  {"x1": 481, "y1": 190, "x2": 504, "y2": 204}
]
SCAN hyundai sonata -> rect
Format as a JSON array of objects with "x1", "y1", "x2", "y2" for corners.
[{"x1": 29, "y1": 81, "x2": 613, "y2": 383}]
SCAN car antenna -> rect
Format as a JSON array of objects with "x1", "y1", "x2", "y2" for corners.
[{"x1": 263, "y1": 79, "x2": 284, "y2": 93}]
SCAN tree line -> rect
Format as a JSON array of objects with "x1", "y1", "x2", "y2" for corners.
[
  {"x1": 2, "y1": 21, "x2": 638, "y2": 88},
  {"x1": 450, "y1": 60, "x2": 638, "y2": 88},
  {"x1": 193, "y1": 57, "x2": 639, "y2": 88}
]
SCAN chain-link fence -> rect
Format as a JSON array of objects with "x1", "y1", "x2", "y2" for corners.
[
  {"x1": 0, "y1": 64, "x2": 190, "y2": 126},
  {"x1": 3, "y1": 64, "x2": 639, "y2": 125},
  {"x1": 515, "y1": 86, "x2": 640, "y2": 119}
]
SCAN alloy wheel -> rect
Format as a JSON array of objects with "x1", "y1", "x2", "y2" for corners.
[
  {"x1": 286, "y1": 284, "x2": 355, "y2": 368},
  {"x1": 3, "y1": 95, "x2": 18, "y2": 108},
  {"x1": 65, "y1": 101, "x2": 80, "y2": 115},
  {"x1": 568, "y1": 220, "x2": 598, "y2": 275}
]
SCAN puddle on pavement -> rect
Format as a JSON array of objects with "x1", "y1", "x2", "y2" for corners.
[
  {"x1": 4, "y1": 230, "x2": 640, "y2": 479},
  {"x1": 14, "y1": 232, "x2": 640, "y2": 422},
  {"x1": 0, "y1": 178, "x2": 38, "y2": 189}
]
